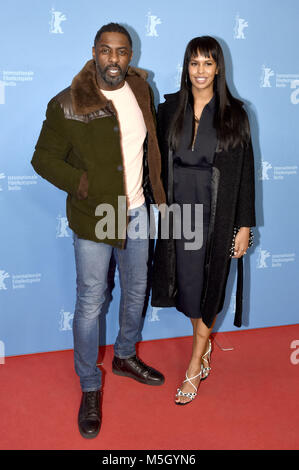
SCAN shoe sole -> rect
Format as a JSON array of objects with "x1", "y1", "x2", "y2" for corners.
[
  {"x1": 200, "y1": 374, "x2": 209, "y2": 381},
  {"x1": 112, "y1": 367, "x2": 165, "y2": 386},
  {"x1": 174, "y1": 400, "x2": 194, "y2": 406},
  {"x1": 78, "y1": 428, "x2": 101, "y2": 439}
]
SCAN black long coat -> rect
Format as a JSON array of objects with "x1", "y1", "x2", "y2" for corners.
[{"x1": 151, "y1": 92, "x2": 256, "y2": 328}]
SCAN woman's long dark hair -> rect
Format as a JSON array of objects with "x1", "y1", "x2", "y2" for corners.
[{"x1": 168, "y1": 36, "x2": 250, "y2": 152}]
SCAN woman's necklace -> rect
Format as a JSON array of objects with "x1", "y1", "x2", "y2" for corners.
[{"x1": 192, "y1": 117, "x2": 200, "y2": 151}]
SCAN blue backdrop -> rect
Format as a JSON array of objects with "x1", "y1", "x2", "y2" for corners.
[{"x1": 0, "y1": 0, "x2": 298, "y2": 357}]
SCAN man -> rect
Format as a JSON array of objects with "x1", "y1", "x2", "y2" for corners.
[{"x1": 31, "y1": 23, "x2": 166, "y2": 439}]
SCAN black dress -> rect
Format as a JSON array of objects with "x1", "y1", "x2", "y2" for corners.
[{"x1": 173, "y1": 95, "x2": 217, "y2": 318}]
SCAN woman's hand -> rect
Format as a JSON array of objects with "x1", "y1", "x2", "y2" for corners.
[{"x1": 232, "y1": 227, "x2": 250, "y2": 258}]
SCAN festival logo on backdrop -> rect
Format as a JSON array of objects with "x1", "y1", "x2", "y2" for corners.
[
  {"x1": 256, "y1": 247, "x2": 295, "y2": 269},
  {"x1": 0, "y1": 173, "x2": 38, "y2": 191},
  {"x1": 0, "y1": 270, "x2": 41, "y2": 290},
  {"x1": 146, "y1": 11, "x2": 162, "y2": 37},
  {"x1": 260, "y1": 65, "x2": 275, "y2": 88},
  {"x1": 147, "y1": 306, "x2": 162, "y2": 322},
  {"x1": 9, "y1": 175, "x2": 37, "y2": 191},
  {"x1": 174, "y1": 63, "x2": 183, "y2": 89},
  {"x1": 0, "y1": 71, "x2": 34, "y2": 105},
  {"x1": 0, "y1": 270, "x2": 10, "y2": 290},
  {"x1": 229, "y1": 293, "x2": 236, "y2": 315},
  {"x1": 12, "y1": 273, "x2": 42, "y2": 289},
  {"x1": 256, "y1": 248, "x2": 271, "y2": 269},
  {"x1": 260, "y1": 65, "x2": 299, "y2": 103},
  {"x1": 56, "y1": 214, "x2": 70, "y2": 238},
  {"x1": 59, "y1": 308, "x2": 74, "y2": 331},
  {"x1": 0, "y1": 81, "x2": 5, "y2": 105},
  {"x1": 258, "y1": 160, "x2": 298, "y2": 181},
  {"x1": 49, "y1": 8, "x2": 67, "y2": 34},
  {"x1": 234, "y1": 14, "x2": 248, "y2": 39},
  {"x1": 0, "y1": 173, "x2": 5, "y2": 191},
  {"x1": 259, "y1": 161, "x2": 272, "y2": 180}
]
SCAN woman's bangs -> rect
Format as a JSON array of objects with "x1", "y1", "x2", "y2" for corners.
[{"x1": 189, "y1": 37, "x2": 218, "y2": 64}]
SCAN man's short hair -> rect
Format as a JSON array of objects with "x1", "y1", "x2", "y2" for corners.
[{"x1": 94, "y1": 23, "x2": 132, "y2": 48}]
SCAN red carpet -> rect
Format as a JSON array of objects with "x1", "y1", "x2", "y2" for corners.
[{"x1": 0, "y1": 324, "x2": 298, "y2": 450}]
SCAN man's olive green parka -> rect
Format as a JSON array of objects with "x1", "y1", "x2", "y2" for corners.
[{"x1": 31, "y1": 60, "x2": 166, "y2": 247}]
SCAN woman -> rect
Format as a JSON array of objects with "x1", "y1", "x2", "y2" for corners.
[{"x1": 151, "y1": 36, "x2": 255, "y2": 405}]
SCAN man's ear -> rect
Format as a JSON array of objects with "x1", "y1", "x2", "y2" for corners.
[{"x1": 92, "y1": 46, "x2": 96, "y2": 60}]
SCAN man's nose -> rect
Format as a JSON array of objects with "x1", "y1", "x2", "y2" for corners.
[{"x1": 108, "y1": 50, "x2": 119, "y2": 63}]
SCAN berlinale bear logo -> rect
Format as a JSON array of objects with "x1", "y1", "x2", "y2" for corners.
[
  {"x1": 234, "y1": 14, "x2": 248, "y2": 39},
  {"x1": 0, "y1": 270, "x2": 10, "y2": 290},
  {"x1": 146, "y1": 11, "x2": 162, "y2": 37},
  {"x1": 49, "y1": 8, "x2": 67, "y2": 34}
]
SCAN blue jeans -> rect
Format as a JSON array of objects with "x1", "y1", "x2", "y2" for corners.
[{"x1": 72, "y1": 203, "x2": 149, "y2": 391}]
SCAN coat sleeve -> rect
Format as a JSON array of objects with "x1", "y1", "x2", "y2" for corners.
[
  {"x1": 234, "y1": 118, "x2": 256, "y2": 228},
  {"x1": 156, "y1": 103, "x2": 170, "y2": 187},
  {"x1": 157, "y1": 102, "x2": 166, "y2": 146},
  {"x1": 148, "y1": 85, "x2": 157, "y2": 127},
  {"x1": 31, "y1": 98, "x2": 84, "y2": 196}
]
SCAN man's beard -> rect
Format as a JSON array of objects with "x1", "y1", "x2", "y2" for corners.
[{"x1": 96, "y1": 63, "x2": 126, "y2": 88}]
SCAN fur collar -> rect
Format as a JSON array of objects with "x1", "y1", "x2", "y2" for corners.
[{"x1": 71, "y1": 59, "x2": 148, "y2": 115}]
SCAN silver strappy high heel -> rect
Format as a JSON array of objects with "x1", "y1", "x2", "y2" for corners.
[
  {"x1": 175, "y1": 339, "x2": 212, "y2": 405},
  {"x1": 175, "y1": 367, "x2": 203, "y2": 405},
  {"x1": 201, "y1": 338, "x2": 212, "y2": 381}
]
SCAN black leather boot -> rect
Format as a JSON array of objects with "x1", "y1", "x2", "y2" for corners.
[{"x1": 78, "y1": 390, "x2": 101, "y2": 439}]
